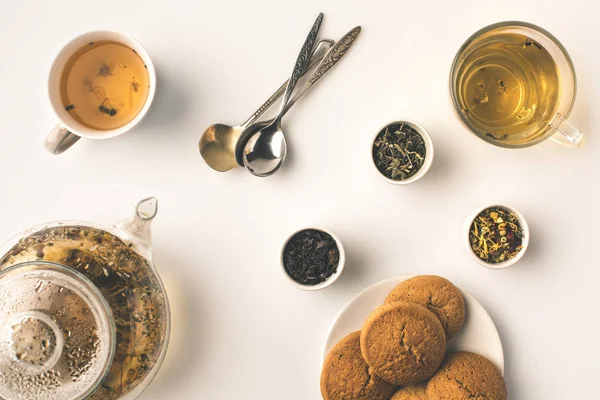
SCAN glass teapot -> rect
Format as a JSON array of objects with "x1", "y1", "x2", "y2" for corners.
[{"x1": 0, "y1": 198, "x2": 170, "y2": 400}]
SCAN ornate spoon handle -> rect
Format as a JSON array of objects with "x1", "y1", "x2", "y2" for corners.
[
  {"x1": 283, "y1": 26, "x2": 361, "y2": 114},
  {"x1": 276, "y1": 12, "x2": 324, "y2": 118},
  {"x1": 240, "y1": 39, "x2": 333, "y2": 129}
]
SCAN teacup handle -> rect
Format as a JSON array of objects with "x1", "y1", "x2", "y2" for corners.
[
  {"x1": 45, "y1": 124, "x2": 80, "y2": 154},
  {"x1": 551, "y1": 119, "x2": 586, "y2": 148}
]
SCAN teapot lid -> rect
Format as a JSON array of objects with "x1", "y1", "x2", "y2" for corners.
[{"x1": 0, "y1": 261, "x2": 115, "y2": 400}]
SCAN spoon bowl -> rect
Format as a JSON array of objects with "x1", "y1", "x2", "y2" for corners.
[
  {"x1": 199, "y1": 123, "x2": 242, "y2": 172},
  {"x1": 242, "y1": 121, "x2": 287, "y2": 177}
]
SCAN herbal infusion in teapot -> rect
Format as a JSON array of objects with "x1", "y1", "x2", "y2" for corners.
[
  {"x1": 452, "y1": 32, "x2": 560, "y2": 146},
  {"x1": 61, "y1": 41, "x2": 149, "y2": 130},
  {"x1": 0, "y1": 226, "x2": 167, "y2": 400}
]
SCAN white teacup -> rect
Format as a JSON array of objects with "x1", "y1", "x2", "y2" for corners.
[{"x1": 45, "y1": 31, "x2": 156, "y2": 154}]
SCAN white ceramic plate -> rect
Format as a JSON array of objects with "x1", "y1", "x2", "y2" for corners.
[{"x1": 323, "y1": 276, "x2": 504, "y2": 374}]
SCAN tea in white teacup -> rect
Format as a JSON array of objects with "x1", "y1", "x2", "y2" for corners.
[{"x1": 60, "y1": 41, "x2": 150, "y2": 130}]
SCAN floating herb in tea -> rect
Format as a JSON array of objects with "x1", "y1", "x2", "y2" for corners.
[
  {"x1": 98, "y1": 98, "x2": 117, "y2": 116},
  {"x1": 283, "y1": 229, "x2": 340, "y2": 286},
  {"x1": 97, "y1": 63, "x2": 113, "y2": 78},
  {"x1": 373, "y1": 123, "x2": 426, "y2": 181},
  {"x1": 469, "y1": 207, "x2": 524, "y2": 263}
]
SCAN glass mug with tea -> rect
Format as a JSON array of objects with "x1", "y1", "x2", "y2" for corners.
[
  {"x1": 45, "y1": 31, "x2": 156, "y2": 154},
  {"x1": 450, "y1": 21, "x2": 585, "y2": 148}
]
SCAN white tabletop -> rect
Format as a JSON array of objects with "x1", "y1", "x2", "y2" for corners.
[{"x1": 0, "y1": 0, "x2": 598, "y2": 399}]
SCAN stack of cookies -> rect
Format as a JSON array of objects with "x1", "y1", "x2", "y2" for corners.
[{"x1": 320, "y1": 275, "x2": 507, "y2": 400}]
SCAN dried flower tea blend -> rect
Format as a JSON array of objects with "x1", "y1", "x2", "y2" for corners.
[{"x1": 469, "y1": 207, "x2": 524, "y2": 264}]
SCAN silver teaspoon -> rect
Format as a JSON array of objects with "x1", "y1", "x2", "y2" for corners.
[
  {"x1": 241, "y1": 26, "x2": 362, "y2": 176},
  {"x1": 241, "y1": 13, "x2": 324, "y2": 177},
  {"x1": 198, "y1": 39, "x2": 333, "y2": 172}
]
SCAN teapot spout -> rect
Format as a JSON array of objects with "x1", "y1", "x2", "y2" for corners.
[{"x1": 115, "y1": 197, "x2": 158, "y2": 252}]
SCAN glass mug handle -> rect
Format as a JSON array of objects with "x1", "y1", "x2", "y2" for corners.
[
  {"x1": 551, "y1": 118, "x2": 586, "y2": 148},
  {"x1": 45, "y1": 124, "x2": 80, "y2": 154}
]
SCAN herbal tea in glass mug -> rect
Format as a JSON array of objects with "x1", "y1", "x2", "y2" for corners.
[{"x1": 450, "y1": 21, "x2": 585, "y2": 148}]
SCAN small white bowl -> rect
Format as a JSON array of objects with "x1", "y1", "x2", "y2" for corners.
[
  {"x1": 280, "y1": 227, "x2": 346, "y2": 291},
  {"x1": 463, "y1": 204, "x2": 530, "y2": 269},
  {"x1": 371, "y1": 120, "x2": 434, "y2": 185}
]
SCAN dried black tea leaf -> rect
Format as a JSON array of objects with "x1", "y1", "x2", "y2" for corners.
[{"x1": 283, "y1": 229, "x2": 340, "y2": 286}]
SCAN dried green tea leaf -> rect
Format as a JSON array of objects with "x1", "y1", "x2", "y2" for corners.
[{"x1": 372, "y1": 123, "x2": 426, "y2": 181}]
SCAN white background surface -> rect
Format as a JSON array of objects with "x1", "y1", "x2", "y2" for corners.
[{"x1": 0, "y1": 0, "x2": 598, "y2": 398}]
